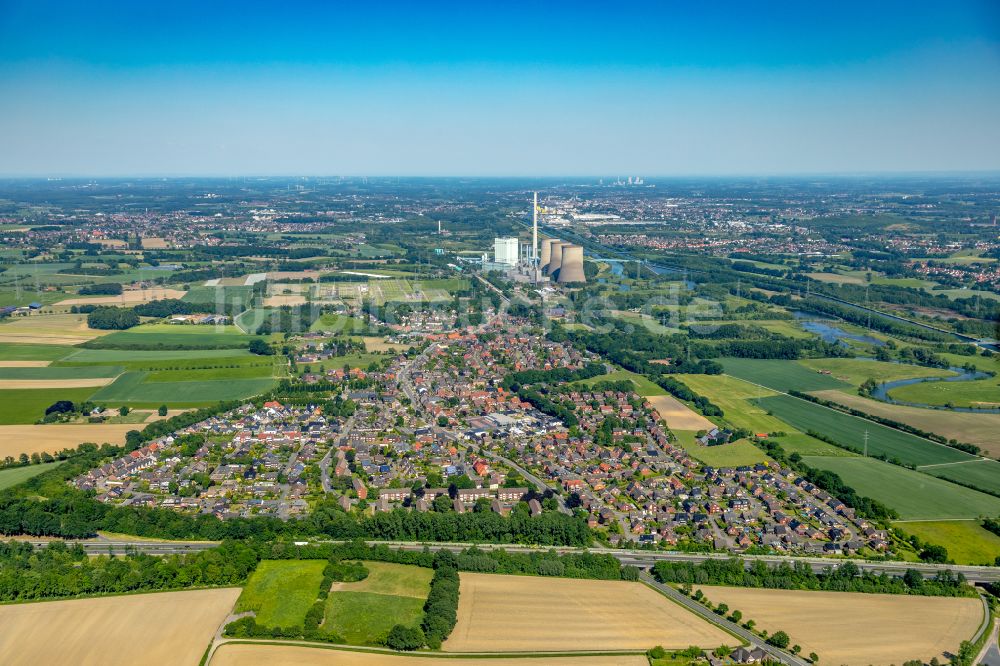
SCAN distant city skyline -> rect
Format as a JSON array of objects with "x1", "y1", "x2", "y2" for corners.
[{"x1": 1, "y1": 0, "x2": 998, "y2": 176}]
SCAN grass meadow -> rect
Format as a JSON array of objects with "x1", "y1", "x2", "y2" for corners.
[{"x1": 236, "y1": 560, "x2": 327, "y2": 628}]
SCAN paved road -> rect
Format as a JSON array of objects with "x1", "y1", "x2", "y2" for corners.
[
  {"x1": 976, "y1": 619, "x2": 1000, "y2": 666},
  {"x1": 18, "y1": 537, "x2": 1000, "y2": 584},
  {"x1": 640, "y1": 572, "x2": 808, "y2": 665},
  {"x1": 476, "y1": 448, "x2": 571, "y2": 515},
  {"x1": 319, "y1": 413, "x2": 358, "y2": 493}
]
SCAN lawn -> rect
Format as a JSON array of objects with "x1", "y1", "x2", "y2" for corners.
[
  {"x1": 0, "y1": 461, "x2": 65, "y2": 490},
  {"x1": 236, "y1": 560, "x2": 326, "y2": 628},
  {"x1": 756, "y1": 394, "x2": 973, "y2": 467},
  {"x1": 721, "y1": 358, "x2": 850, "y2": 393},
  {"x1": 572, "y1": 369, "x2": 666, "y2": 396},
  {"x1": 800, "y1": 456, "x2": 1000, "y2": 520},
  {"x1": 0, "y1": 387, "x2": 97, "y2": 424},
  {"x1": 797, "y1": 358, "x2": 956, "y2": 387},
  {"x1": 323, "y1": 561, "x2": 432, "y2": 645},
  {"x1": 673, "y1": 431, "x2": 769, "y2": 467},
  {"x1": 894, "y1": 520, "x2": 1000, "y2": 566}
]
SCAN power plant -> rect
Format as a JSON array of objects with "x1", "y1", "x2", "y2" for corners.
[
  {"x1": 555, "y1": 244, "x2": 585, "y2": 283},
  {"x1": 547, "y1": 241, "x2": 568, "y2": 277},
  {"x1": 539, "y1": 238, "x2": 557, "y2": 274}
]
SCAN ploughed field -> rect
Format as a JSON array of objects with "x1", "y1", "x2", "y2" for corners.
[
  {"x1": 701, "y1": 586, "x2": 983, "y2": 666},
  {"x1": 443, "y1": 573, "x2": 730, "y2": 652},
  {"x1": 0, "y1": 588, "x2": 240, "y2": 666}
]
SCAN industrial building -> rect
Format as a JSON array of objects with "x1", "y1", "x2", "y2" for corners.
[
  {"x1": 555, "y1": 244, "x2": 585, "y2": 283},
  {"x1": 493, "y1": 237, "x2": 519, "y2": 266}
]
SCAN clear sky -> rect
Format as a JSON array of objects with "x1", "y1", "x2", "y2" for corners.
[{"x1": 1, "y1": 0, "x2": 998, "y2": 176}]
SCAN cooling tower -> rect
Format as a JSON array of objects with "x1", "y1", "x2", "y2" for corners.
[
  {"x1": 547, "y1": 241, "x2": 569, "y2": 278},
  {"x1": 539, "y1": 238, "x2": 558, "y2": 274},
  {"x1": 556, "y1": 245, "x2": 585, "y2": 283}
]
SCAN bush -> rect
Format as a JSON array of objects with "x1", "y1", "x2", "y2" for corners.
[
  {"x1": 249, "y1": 339, "x2": 274, "y2": 356},
  {"x1": 385, "y1": 624, "x2": 425, "y2": 651},
  {"x1": 87, "y1": 307, "x2": 139, "y2": 330}
]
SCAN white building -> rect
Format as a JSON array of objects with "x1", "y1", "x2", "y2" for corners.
[{"x1": 493, "y1": 237, "x2": 519, "y2": 266}]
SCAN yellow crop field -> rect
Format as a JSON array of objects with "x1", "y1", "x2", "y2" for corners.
[
  {"x1": 443, "y1": 573, "x2": 730, "y2": 652},
  {"x1": 0, "y1": 314, "x2": 110, "y2": 345},
  {"x1": 0, "y1": 424, "x2": 143, "y2": 456},
  {"x1": 0, "y1": 377, "x2": 114, "y2": 389},
  {"x1": 0, "y1": 588, "x2": 240, "y2": 666},
  {"x1": 647, "y1": 394, "x2": 714, "y2": 430},
  {"x1": 56, "y1": 288, "x2": 187, "y2": 306},
  {"x1": 211, "y1": 643, "x2": 647, "y2": 666},
  {"x1": 703, "y1": 586, "x2": 983, "y2": 665}
]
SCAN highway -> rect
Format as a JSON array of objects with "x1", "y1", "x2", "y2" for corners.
[
  {"x1": 640, "y1": 572, "x2": 809, "y2": 665},
  {"x1": 22, "y1": 537, "x2": 1000, "y2": 583}
]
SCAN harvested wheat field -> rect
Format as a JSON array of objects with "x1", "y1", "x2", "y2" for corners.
[
  {"x1": 359, "y1": 336, "x2": 413, "y2": 352},
  {"x1": 140, "y1": 236, "x2": 170, "y2": 249},
  {"x1": 444, "y1": 573, "x2": 729, "y2": 652},
  {"x1": 57, "y1": 288, "x2": 187, "y2": 306},
  {"x1": 263, "y1": 294, "x2": 308, "y2": 307},
  {"x1": 0, "y1": 314, "x2": 109, "y2": 345},
  {"x1": 0, "y1": 361, "x2": 50, "y2": 367},
  {"x1": 0, "y1": 377, "x2": 114, "y2": 389},
  {"x1": 0, "y1": 424, "x2": 142, "y2": 456},
  {"x1": 646, "y1": 394, "x2": 714, "y2": 430},
  {"x1": 703, "y1": 586, "x2": 983, "y2": 665},
  {"x1": 0, "y1": 588, "x2": 240, "y2": 666},
  {"x1": 212, "y1": 644, "x2": 646, "y2": 666}
]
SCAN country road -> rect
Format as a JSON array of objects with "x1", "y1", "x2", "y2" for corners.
[{"x1": 640, "y1": 572, "x2": 809, "y2": 665}]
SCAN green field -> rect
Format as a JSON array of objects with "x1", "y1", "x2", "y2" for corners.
[
  {"x1": 0, "y1": 365, "x2": 122, "y2": 380},
  {"x1": 322, "y1": 562, "x2": 432, "y2": 645},
  {"x1": 142, "y1": 363, "x2": 279, "y2": 382},
  {"x1": 773, "y1": 432, "x2": 854, "y2": 457},
  {"x1": 888, "y1": 374, "x2": 1000, "y2": 408},
  {"x1": 895, "y1": 520, "x2": 1000, "y2": 566},
  {"x1": 721, "y1": 358, "x2": 850, "y2": 393},
  {"x1": 674, "y1": 431, "x2": 769, "y2": 467},
  {"x1": 182, "y1": 285, "x2": 254, "y2": 305},
  {"x1": 926, "y1": 459, "x2": 1000, "y2": 497},
  {"x1": 797, "y1": 358, "x2": 956, "y2": 387},
  {"x1": 801, "y1": 456, "x2": 1000, "y2": 520},
  {"x1": 307, "y1": 353, "x2": 383, "y2": 372},
  {"x1": 572, "y1": 369, "x2": 666, "y2": 397},
  {"x1": 0, "y1": 343, "x2": 74, "y2": 361},
  {"x1": 0, "y1": 387, "x2": 98, "y2": 424},
  {"x1": 0, "y1": 461, "x2": 66, "y2": 490},
  {"x1": 678, "y1": 374, "x2": 787, "y2": 433},
  {"x1": 55, "y1": 348, "x2": 253, "y2": 363},
  {"x1": 757, "y1": 394, "x2": 972, "y2": 467},
  {"x1": 90, "y1": 372, "x2": 277, "y2": 405},
  {"x1": 87, "y1": 327, "x2": 264, "y2": 350},
  {"x1": 309, "y1": 313, "x2": 369, "y2": 333},
  {"x1": 236, "y1": 560, "x2": 327, "y2": 628}
]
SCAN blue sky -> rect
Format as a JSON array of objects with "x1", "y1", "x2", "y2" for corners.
[{"x1": 1, "y1": 0, "x2": 998, "y2": 176}]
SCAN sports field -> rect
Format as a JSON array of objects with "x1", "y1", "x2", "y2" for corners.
[
  {"x1": 324, "y1": 562, "x2": 432, "y2": 644},
  {"x1": 443, "y1": 573, "x2": 730, "y2": 652},
  {"x1": 894, "y1": 520, "x2": 1000, "y2": 566},
  {"x1": 0, "y1": 588, "x2": 240, "y2": 666},
  {"x1": 721, "y1": 358, "x2": 850, "y2": 393},
  {"x1": 811, "y1": 389, "x2": 1000, "y2": 456},
  {"x1": 211, "y1": 644, "x2": 647, "y2": 666},
  {"x1": 0, "y1": 424, "x2": 142, "y2": 457},
  {"x1": 757, "y1": 394, "x2": 972, "y2": 467},
  {"x1": 236, "y1": 560, "x2": 326, "y2": 628},
  {"x1": 800, "y1": 456, "x2": 1000, "y2": 520},
  {"x1": 701, "y1": 586, "x2": 983, "y2": 666}
]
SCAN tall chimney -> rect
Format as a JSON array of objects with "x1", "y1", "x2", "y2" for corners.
[
  {"x1": 532, "y1": 192, "x2": 538, "y2": 261},
  {"x1": 556, "y1": 245, "x2": 586, "y2": 283}
]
